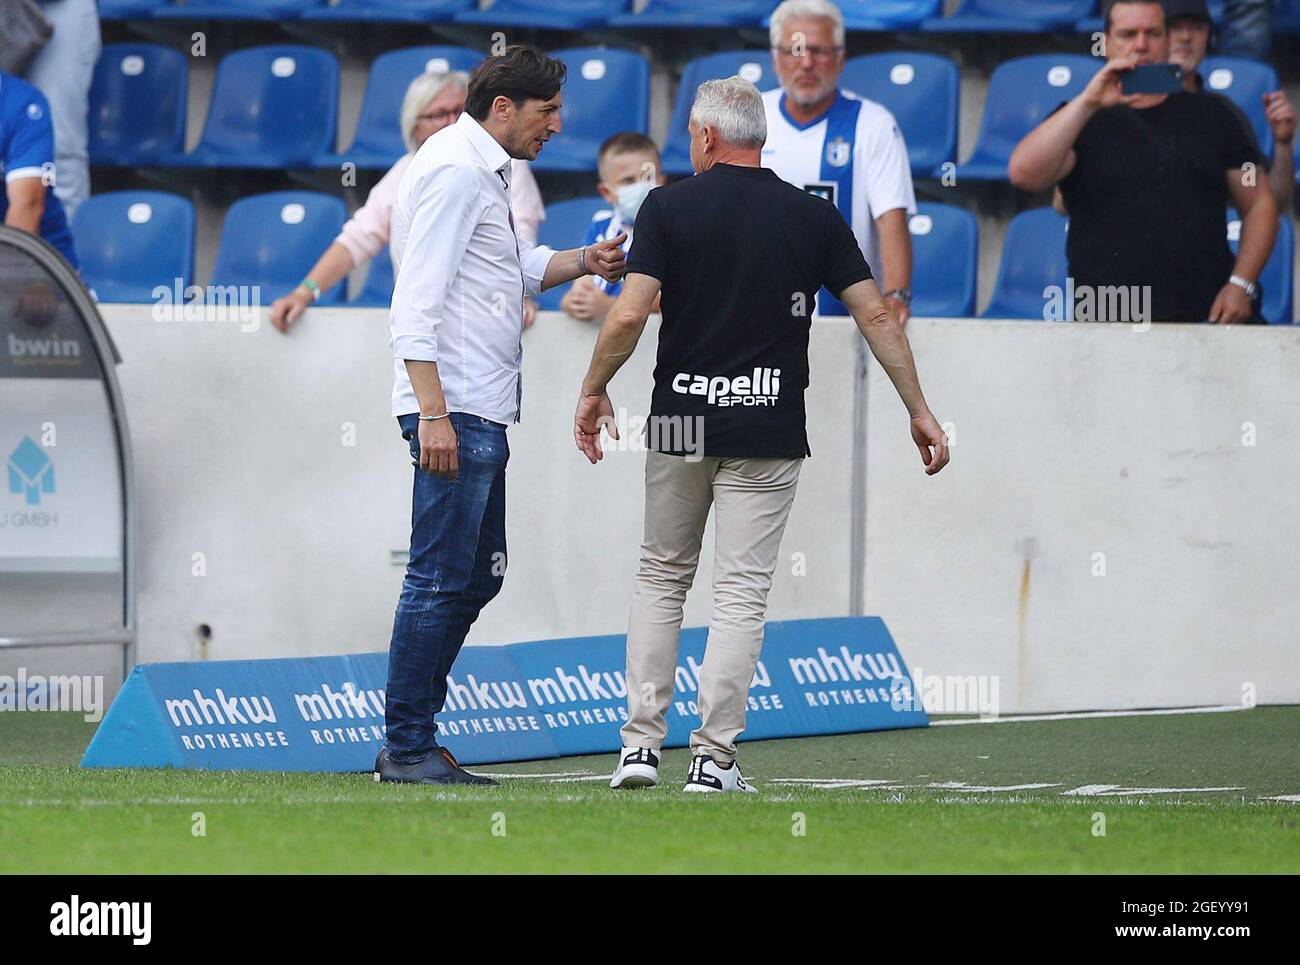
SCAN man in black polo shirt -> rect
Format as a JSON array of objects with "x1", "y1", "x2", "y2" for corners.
[
  {"x1": 1010, "y1": 0, "x2": 1278, "y2": 323},
  {"x1": 572, "y1": 76, "x2": 949, "y2": 793}
]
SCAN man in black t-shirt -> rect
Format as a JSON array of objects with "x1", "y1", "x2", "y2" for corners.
[
  {"x1": 571, "y1": 76, "x2": 949, "y2": 794},
  {"x1": 1010, "y1": 0, "x2": 1278, "y2": 323}
]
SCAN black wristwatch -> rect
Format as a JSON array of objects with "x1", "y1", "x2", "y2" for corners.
[{"x1": 884, "y1": 288, "x2": 912, "y2": 307}]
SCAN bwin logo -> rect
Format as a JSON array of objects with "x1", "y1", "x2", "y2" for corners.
[
  {"x1": 7, "y1": 437, "x2": 55, "y2": 506},
  {"x1": 49, "y1": 895, "x2": 151, "y2": 945}
]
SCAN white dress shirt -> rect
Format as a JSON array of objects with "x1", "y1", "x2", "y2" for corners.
[{"x1": 389, "y1": 112, "x2": 556, "y2": 421}]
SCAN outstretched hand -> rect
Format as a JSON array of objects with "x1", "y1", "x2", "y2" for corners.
[{"x1": 585, "y1": 233, "x2": 628, "y2": 285}]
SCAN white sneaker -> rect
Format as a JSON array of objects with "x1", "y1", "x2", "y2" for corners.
[
  {"x1": 683, "y1": 754, "x2": 757, "y2": 793},
  {"x1": 609, "y1": 746, "x2": 660, "y2": 789}
]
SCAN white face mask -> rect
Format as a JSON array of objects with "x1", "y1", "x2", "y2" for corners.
[{"x1": 615, "y1": 182, "x2": 653, "y2": 223}]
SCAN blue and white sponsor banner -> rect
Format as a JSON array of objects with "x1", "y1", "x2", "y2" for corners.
[{"x1": 81, "y1": 617, "x2": 928, "y2": 771}]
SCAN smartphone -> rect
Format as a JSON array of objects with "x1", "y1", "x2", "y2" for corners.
[{"x1": 1121, "y1": 63, "x2": 1184, "y2": 95}]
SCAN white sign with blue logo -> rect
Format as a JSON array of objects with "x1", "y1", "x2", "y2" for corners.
[{"x1": 0, "y1": 379, "x2": 122, "y2": 572}]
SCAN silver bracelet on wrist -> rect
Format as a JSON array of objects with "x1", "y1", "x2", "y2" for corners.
[
  {"x1": 577, "y1": 245, "x2": 589, "y2": 276},
  {"x1": 417, "y1": 412, "x2": 449, "y2": 422}
]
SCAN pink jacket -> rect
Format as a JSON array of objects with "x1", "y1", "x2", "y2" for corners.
[{"x1": 334, "y1": 155, "x2": 546, "y2": 270}]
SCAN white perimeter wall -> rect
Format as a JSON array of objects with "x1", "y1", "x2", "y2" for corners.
[{"x1": 10, "y1": 308, "x2": 1297, "y2": 713}]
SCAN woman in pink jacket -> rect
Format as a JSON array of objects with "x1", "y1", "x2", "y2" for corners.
[{"x1": 269, "y1": 68, "x2": 546, "y2": 332}]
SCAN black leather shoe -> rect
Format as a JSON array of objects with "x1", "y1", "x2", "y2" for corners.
[
  {"x1": 436, "y1": 746, "x2": 499, "y2": 787},
  {"x1": 373, "y1": 746, "x2": 498, "y2": 786}
]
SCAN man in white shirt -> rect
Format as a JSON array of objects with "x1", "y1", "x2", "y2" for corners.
[
  {"x1": 761, "y1": 0, "x2": 917, "y2": 323},
  {"x1": 377, "y1": 46, "x2": 628, "y2": 786}
]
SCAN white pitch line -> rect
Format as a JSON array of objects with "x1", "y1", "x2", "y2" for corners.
[{"x1": 931, "y1": 705, "x2": 1243, "y2": 726}]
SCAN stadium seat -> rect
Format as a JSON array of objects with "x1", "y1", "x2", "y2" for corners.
[
  {"x1": 909, "y1": 203, "x2": 977, "y2": 317},
  {"x1": 840, "y1": 52, "x2": 959, "y2": 178},
  {"x1": 350, "y1": 248, "x2": 396, "y2": 307},
  {"x1": 983, "y1": 207, "x2": 1069, "y2": 319},
  {"x1": 608, "y1": 0, "x2": 772, "y2": 28},
  {"x1": 529, "y1": 48, "x2": 650, "y2": 173},
  {"x1": 98, "y1": 0, "x2": 166, "y2": 17},
  {"x1": 153, "y1": 0, "x2": 323, "y2": 20},
  {"x1": 1278, "y1": 0, "x2": 1300, "y2": 34},
  {"x1": 760, "y1": 1, "x2": 941, "y2": 30},
  {"x1": 957, "y1": 54, "x2": 1101, "y2": 181},
  {"x1": 209, "y1": 192, "x2": 347, "y2": 305},
  {"x1": 534, "y1": 196, "x2": 614, "y2": 311},
  {"x1": 71, "y1": 192, "x2": 196, "y2": 304},
  {"x1": 662, "y1": 51, "x2": 778, "y2": 176},
  {"x1": 89, "y1": 44, "x2": 187, "y2": 166},
  {"x1": 315, "y1": 46, "x2": 484, "y2": 169},
  {"x1": 1078, "y1": 0, "x2": 1222, "y2": 31},
  {"x1": 301, "y1": 0, "x2": 471, "y2": 21},
  {"x1": 166, "y1": 46, "x2": 339, "y2": 169},
  {"x1": 454, "y1": 0, "x2": 624, "y2": 30},
  {"x1": 923, "y1": 0, "x2": 1094, "y2": 32},
  {"x1": 1200, "y1": 57, "x2": 1280, "y2": 160},
  {"x1": 1227, "y1": 210, "x2": 1294, "y2": 324}
]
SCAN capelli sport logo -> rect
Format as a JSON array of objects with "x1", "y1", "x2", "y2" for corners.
[
  {"x1": 49, "y1": 896, "x2": 151, "y2": 945},
  {"x1": 672, "y1": 368, "x2": 781, "y2": 407}
]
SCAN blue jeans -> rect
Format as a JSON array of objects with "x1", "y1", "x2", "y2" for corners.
[
  {"x1": 384, "y1": 412, "x2": 509, "y2": 763},
  {"x1": 1221, "y1": 0, "x2": 1273, "y2": 61}
]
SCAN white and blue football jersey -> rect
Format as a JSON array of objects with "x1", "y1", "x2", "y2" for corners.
[
  {"x1": 761, "y1": 87, "x2": 915, "y2": 315},
  {"x1": 0, "y1": 73, "x2": 77, "y2": 268},
  {"x1": 581, "y1": 207, "x2": 633, "y2": 297}
]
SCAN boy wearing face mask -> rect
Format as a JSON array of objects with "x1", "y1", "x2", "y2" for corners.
[{"x1": 562, "y1": 132, "x2": 666, "y2": 322}]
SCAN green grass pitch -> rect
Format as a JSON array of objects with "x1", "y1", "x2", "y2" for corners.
[{"x1": 2, "y1": 706, "x2": 1297, "y2": 873}]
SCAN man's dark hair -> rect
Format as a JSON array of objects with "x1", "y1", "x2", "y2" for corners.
[
  {"x1": 466, "y1": 45, "x2": 567, "y2": 121},
  {"x1": 597, "y1": 131, "x2": 661, "y2": 167},
  {"x1": 1103, "y1": 0, "x2": 1165, "y2": 31}
]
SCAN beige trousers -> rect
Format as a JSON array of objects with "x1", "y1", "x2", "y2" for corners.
[{"x1": 620, "y1": 449, "x2": 802, "y2": 763}]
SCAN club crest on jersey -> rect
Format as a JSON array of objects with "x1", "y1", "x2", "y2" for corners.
[{"x1": 825, "y1": 136, "x2": 850, "y2": 168}]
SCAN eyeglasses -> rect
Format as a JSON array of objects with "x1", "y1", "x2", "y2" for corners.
[
  {"x1": 772, "y1": 45, "x2": 843, "y2": 62},
  {"x1": 418, "y1": 108, "x2": 462, "y2": 125}
]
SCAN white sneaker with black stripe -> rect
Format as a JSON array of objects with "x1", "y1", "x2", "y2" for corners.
[
  {"x1": 609, "y1": 746, "x2": 660, "y2": 788},
  {"x1": 683, "y1": 754, "x2": 757, "y2": 793}
]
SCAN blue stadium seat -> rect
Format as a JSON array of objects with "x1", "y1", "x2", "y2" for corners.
[
  {"x1": 1200, "y1": 57, "x2": 1279, "y2": 160},
  {"x1": 167, "y1": 46, "x2": 338, "y2": 169},
  {"x1": 210, "y1": 192, "x2": 347, "y2": 305},
  {"x1": 534, "y1": 196, "x2": 614, "y2": 310},
  {"x1": 761, "y1": 1, "x2": 941, "y2": 30},
  {"x1": 983, "y1": 208, "x2": 1069, "y2": 319},
  {"x1": 455, "y1": 0, "x2": 624, "y2": 30},
  {"x1": 1079, "y1": 0, "x2": 1222, "y2": 31},
  {"x1": 89, "y1": 44, "x2": 187, "y2": 165},
  {"x1": 98, "y1": 0, "x2": 166, "y2": 17},
  {"x1": 662, "y1": 51, "x2": 778, "y2": 176},
  {"x1": 924, "y1": 0, "x2": 1094, "y2": 31},
  {"x1": 840, "y1": 52, "x2": 959, "y2": 178},
  {"x1": 957, "y1": 54, "x2": 1101, "y2": 181},
  {"x1": 153, "y1": 0, "x2": 323, "y2": 20},
  {"x1": 71, "y1": 192, "x2": 196, "y2": 303},
  {"x1": 302, "y1": 0, "x2": 471, "y2": 21},
  {"x1": 1227, "y1": 210, "x2": 1294, "y2": 324},
  {"x1": 608, "y1": 0, "x2": 771, "y2": 28},
  {"x1": 350, "y1": 248, "x2": 396, "y2": 307},
  {"x1": 909, "y1": 203, "x2": 977, "y2": 317},
  {"x1": 315, "y1": 46, "x2": 484, "y2": 169},
  {"x1": 1278, "y1": 0, "x2": 1300, "y2": 34},
  {"x1": 530, "y1": 48, "x2": 650, "y2": 173}
]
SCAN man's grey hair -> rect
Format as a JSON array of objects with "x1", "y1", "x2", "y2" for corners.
[
  {"x1": 769, "y1": 0, "x2": 846, "y2": 48},
  {"x1": 400, "y1": 69, "x2": 469, "y2": 153},
  {"x1": 689, "y1": 76, "x2": 767, "y2": 150}
]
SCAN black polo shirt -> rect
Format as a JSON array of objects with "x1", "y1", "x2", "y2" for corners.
[
  {"x1": 1059, "y1": 92, "x2": 1261, "y2": 323},
  {"x1": 625, "y1": 163, "x2": 873, "y2": 459}
]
